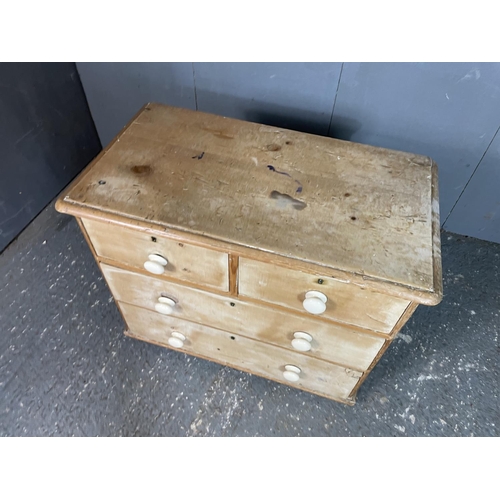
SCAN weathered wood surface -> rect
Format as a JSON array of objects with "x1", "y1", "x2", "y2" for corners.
[
  {"x1": 56, "y1": 103, "x2": 442, "y2": 304},
  {"x1": 102, "y1": 263, "x2": 385, "y2": 371},
  {"x1": 239, "y1": 258, "x2": 410, "y2": 333},
  {"x1": 82, "y1": 217, "x2": 229, "y2": 292},
  {"x1": 120, "y1": 302, "x2": 362, "y2": 403}
]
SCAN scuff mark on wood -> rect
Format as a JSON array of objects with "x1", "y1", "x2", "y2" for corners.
[
  {"x1": 201, "y1": 128, "x2": 234, "y2": 140},
  {"x1": 131, "y1": 165, "x2": 152, "y2": 175},
  {"x1": 270, "y1": 191, "x2": 307, "y2": 211}
]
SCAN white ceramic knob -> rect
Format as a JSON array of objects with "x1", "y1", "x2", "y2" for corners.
[
  {"x1": 283, "y1": 364, "x2": 301, "y2": 382},
  {"x1": 144, "y1": 254, "x2": 168, "y2": 275},
  {"x1": 291, "y1": 331, "x2": 313, "y2": 352},
  {"x1": 154, "y1": 297, "x2": 176, "y2": 315},
  {"x1": 168, "y1": 331, "x2": 186, "y2": 348},
  {"x1": 302, "y1": 290, "x2": 327, "y2": 315}
]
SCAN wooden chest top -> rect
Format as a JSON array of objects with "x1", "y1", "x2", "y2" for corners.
[{"x1": 56, "y1": 103, "x2": 442, "y2": 305}]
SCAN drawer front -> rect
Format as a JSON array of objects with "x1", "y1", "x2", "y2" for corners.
[
  {"x1": 102, "y1": 264, "x2": 385, "y2": 371},
  {"x1": 82, "y1": 218, "x2": 229, "y2": 291},
  {"x1": 238, "y1": 258, "x2": 410, "y2": 333},
  {"x1": 119, "y1": 302, "x2": 362, "y2": 402}
]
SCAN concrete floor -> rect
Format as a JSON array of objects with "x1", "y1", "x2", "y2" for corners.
[{"x1": 1, "y1": 201, "x2": 498, "y2": 436}]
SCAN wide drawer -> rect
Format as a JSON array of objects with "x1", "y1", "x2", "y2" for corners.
[
  {"x1": 82, "y1": 218, "x2": 229, "y2": 291},
  {"x1": 119, "y1": 302, "x2": 362, "y2": 402},
  {"x1": 238, "y1": 258, "x2": 410, "y2": 333},
  {"x1": 101, "y1": 263, "x2": 385, "y2": 371}
]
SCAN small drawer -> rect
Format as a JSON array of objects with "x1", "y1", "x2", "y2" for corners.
[
  {"x1": 82, "y1": 218, "x2": 229, "y2": 291},
  {"x1": 119, "y1": 302, "x2": 362, "y2": 402},
  {"x1": 238, "y1": 258, "x2": 410, "y2": 333},
  {"x1": 102, "y1": 264, "x2": 385, "y2": 371}
]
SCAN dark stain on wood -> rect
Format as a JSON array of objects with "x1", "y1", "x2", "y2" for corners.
[
  {"x1": 131, "y1": 165, "x2": 152, "y2": 175},
  {"x1": 267, "y1": 165, "x2": 291, "y2": 177}
]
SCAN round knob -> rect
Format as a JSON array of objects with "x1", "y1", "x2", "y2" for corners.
[
  {"x1": 291, "y1": 331, "x2": 313, "y2": 352},
  {"x1": 168, "y1": 331, "x2": 186, "y2": 348},
  {"x1": 283, "y1": 364, "x2": 301, "y2": 382},
  {"x1": 302, "y1": 290, "x2": 327, "y2": 315},
  {"x1": 144, "y1": 254, "x2": 168, "y2": 275},
  {"x1": 154, "y1": 297, "x2": 176, "y2": 315}
]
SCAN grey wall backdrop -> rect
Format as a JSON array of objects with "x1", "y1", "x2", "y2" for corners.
[
  {"x1": 76, "y1": 62, "x2": 500, "y2": 243},
  {"x1": 0, "y1": 63, "x2": 101, "y2": 252}
]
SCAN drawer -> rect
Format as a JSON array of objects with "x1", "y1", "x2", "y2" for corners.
[
  {"x1": 238, "y1": 258, "x2": 410, "y2": 333},
  {"x1": 101, "y1": 263, "x2": 385, "y2": 371},
  {"x1": 82, "y1": 218, "x2": 229, "y2": 291},
  {"x1": 119, "y1": 302, "x2": 362, "y2": 402}
]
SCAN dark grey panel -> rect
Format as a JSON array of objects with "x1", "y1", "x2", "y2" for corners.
[
  {"x1": 76, "y1": 63, "x2": 196, "y2": 147},
  {"x1": 331, "y1": 63, "x2": 500, "y2": 222},
  {"x1": 0, "y1": 63, "x2": 101, "y2": 253},
  {"x1": 193, "y1": 63, "x2": 343, "y2": 135},
  {"x1": 444, "y1": 129, "x2": 500, "y2": 242}
]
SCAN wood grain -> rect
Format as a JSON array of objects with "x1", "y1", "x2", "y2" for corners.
[
  {"x1": 82, "y1": 217, "x2": 229, "y2": 292},
  {"x1": 120, "y1": 302, "x2": 362, "y2": 403},
  {"x1": 75, "y1": 218, "x2": 132, "y2": 330},
  {"x1": 239, "y1": 257, "x2": 410, "y2": 333},
  {"x1": 430, "y1": 160, "x2": 443, "y2": 301},
  {"x1": 101, "y1": 263, "x2": 386, "y2": 371},
  {"x1": 56, "y1": 102, "x2": 442, "y2": 304},
  {"x1": 57, "y1": 204, "x2": 441, "y2": 305},
  {"x1": 229, "y1": 254, "x2": 239, "y2": 295}
]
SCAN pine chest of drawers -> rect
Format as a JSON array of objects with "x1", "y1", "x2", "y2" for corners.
[{"x1": 56, "y1": 103, "x2": 443, "y2": 405}]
